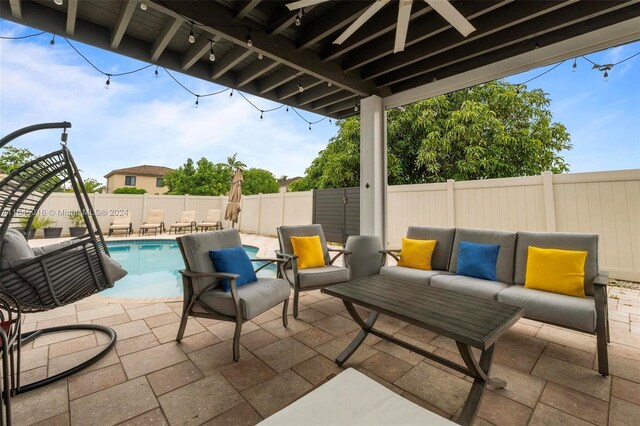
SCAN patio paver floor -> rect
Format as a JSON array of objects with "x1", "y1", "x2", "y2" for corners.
[{"x1": 11, "y1": 234, "x2": 640, "y2": 425}]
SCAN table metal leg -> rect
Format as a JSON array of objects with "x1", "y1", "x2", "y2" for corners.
[
  {"x1": 455, "y1": 343, "x2": 503, "y2": 426},
  {"x1": 335, "y1": 302, "x2": 378, "y2": 366}
]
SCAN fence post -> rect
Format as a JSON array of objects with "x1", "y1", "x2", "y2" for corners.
[
  {"x1": 256, "y1": 193, "x2": 263, "y2": 235},
  {"x1": 142, "y1": 193, "x2": 149, "y2": 221},
  {"x1": 446, "y1": 179, "x2": 455, "y2": 227},
  {"x1": 280, "y1": 191, "x2": 286, "y2": 228},
  {"x1": 542, "y1": 171, "x2": 557, "y2": 231},
  {"x1": 184, "y1": 194, "x2": 189, "y2": 211}
]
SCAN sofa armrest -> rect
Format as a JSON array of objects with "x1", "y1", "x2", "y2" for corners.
[
  {"x1": 379, "y1": 249, "x2": 401, "y2": 262},
  {"x1": 594, "y1": 271, "x2": 609, "y2": 287},
  {"x1": 275, "y1": 251, "x2": 297, "y2": 260},
  {"x1": 328, "y1": 248, "x2": 351, "y2": 265}
]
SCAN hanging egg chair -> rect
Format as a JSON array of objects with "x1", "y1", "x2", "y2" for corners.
[{"x1": 0, "y1": 122, "x2": 125, "y2": 395}]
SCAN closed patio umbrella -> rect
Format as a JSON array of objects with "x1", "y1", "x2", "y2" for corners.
[{"x1": 225, "y1": 168, "x2": 243, "y2": 228}]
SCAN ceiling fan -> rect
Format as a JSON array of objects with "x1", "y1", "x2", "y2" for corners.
[{"x1": 285, "y1": 0, "x2": 476, "y2": 53}]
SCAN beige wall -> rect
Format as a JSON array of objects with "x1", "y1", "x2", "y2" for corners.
[
  {"x1": 38, "y1": 169, "x2": 639, "y2": 281},
  {"x1": 106, "y1": 173, "x2": 169, "y2": 194}
]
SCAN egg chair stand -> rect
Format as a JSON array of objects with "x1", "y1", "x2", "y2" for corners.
[{"x1": 0, "y1": 122, "x2": 118, "y2": 395}]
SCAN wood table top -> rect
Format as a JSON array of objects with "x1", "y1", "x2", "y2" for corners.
[{"x1": 323, "y1": 275, "x2": 524, "y2": 350}]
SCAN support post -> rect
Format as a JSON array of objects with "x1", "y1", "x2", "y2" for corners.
[
  {"x1": 542, "y1": 171, "x2": 556, "y2": 231},
  {"x1": 360, "y1": 95, "x2": 387, "y2": 245}
]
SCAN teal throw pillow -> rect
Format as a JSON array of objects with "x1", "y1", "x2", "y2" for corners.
[
  {"x1": 456, "y1": 240, "x2": 500, "y2": 281},
  {"x1": 209, "y1": 246, "x2": 257, "y2": 292}
]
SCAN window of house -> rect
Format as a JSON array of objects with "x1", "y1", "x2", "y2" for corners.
[
  {"x1": 156, "y1": 178, "x2": 164, "y2": 187},
  {"x1": 124, "y1": 176, "x2": 136, "y2": 186}
]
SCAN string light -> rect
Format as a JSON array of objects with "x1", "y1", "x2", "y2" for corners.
[
  {"x1": 603, "y1": 69, "x2": 609, "y2": 81},
  {"x1": 104, "y1": 75, "x2": 111, "y2": 89},
  {"x1": 260, "y1": 111, "x2": 264, "y2": 120},
  {"x1": 286, "y1": 106, "x2": 289, "y2": 112},
  {"x1": 154, "y1": 66, "x2": 159, "y2": 78},
  {"x1": 534, "y1": 41, "x2": 540, "y2": 49},
  {"x1": 49, "y1": 34, "x2": 55, "y2": 47},
  {"x1": 195, "y1": 95, "x2": 200, "y2": 108},
  {"x1": 258, "y1": 52, "x2": 263, "y2": 60},
  {"x1": 295, "y1": 9, "x2": 304, "y2": 27},
  {"x1": 308, "y1": 123, "x2": 311, "y2": 131},
  {"x1": 298, "y1": 77, "x2": 304, "y2": 93},
  {"x1": 140, "y1": 2, "x2": 148, "y2": 11},
  {"x1": 188, "y1": 21, "x2": 195, "y2": 44},
  {"x1": 53, "y1": 0, "x2": 63, "y2": 5},
  {"x1": 432, "y1": 76, "x2": 438, "y2": 82},
  {"x1": 229, "y1": 89, "x2": 233, "y2": 97},
  {"x1": 209, "y1": 41, "x2": 215, "y2": 61},
  {"x1": 246, "y1": 32, "x2": 253, "y2": 47},
  {"x1": 327, "y1": 82, "x2": 332, "y2": 87},
  {"x1": 354, "y1": 103, "x2": 359, "y2": 112},
  {"x1": 572, "y1": 58, "x2": 577, "y2": 72}
]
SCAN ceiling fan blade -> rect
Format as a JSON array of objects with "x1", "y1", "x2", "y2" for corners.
[
  {"x1": 285, "y1": 0, "x2": 330, "y2": 11},
  {"x1": 334, "y1": 0, "x2": 390, "y2": 45},
  {"x1": 425, "y1": 0, "x2": 475, "y2": 37},
  {"x1": 394, "y1": 0, "x2": 413, "y2": 53}
]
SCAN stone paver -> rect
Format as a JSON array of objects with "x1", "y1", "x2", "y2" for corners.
[{"x1": 14, "y1": 234, "x2": 640, "y2": 426}]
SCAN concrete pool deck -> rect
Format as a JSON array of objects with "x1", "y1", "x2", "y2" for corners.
[{"x1": 13, "y1": 232, "x2": 640, "y2": 425}]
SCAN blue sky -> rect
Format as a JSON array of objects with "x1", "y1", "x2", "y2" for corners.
[{"x1": 1, "y1": 19, "x2": 638, "y2": 184}]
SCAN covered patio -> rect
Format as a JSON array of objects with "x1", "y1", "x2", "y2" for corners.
[{"x1": 2, "y1": 0, "x2": 640, "y2": 425}]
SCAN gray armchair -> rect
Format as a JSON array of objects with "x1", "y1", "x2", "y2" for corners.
[
  {"x1": 276, "y1": 224, "x2": 351, "y2": 318},
  {"x1": 176, "y1": 229, "x2": 290, "y2": 361}
]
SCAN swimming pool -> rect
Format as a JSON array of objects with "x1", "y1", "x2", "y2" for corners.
[{"x1": 100, "y1": 240, "x2": 275, "y2": 299}]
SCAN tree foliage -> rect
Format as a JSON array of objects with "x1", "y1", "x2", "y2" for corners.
[
  {"x1": 242, "y1": 168, "x2": 279, "y2": 195},
  {"x1": 164, "y1": 158, "x2": 232, "y2": 196},
  {"x1": 217, "y1": 153, "x2": 247, "y2": 171},
  {"x1": 291, "y1": 81, "x2": 571, "y2": 190},
  {"x1": 0, "y1": 146, "x2": 35, "y2": 174},
  {"x1": 82, "y1": 178, "x2": 103, "y2": 193},
  {"x1": 113, "y1": 187, "x2": 147, "y2": 194}
]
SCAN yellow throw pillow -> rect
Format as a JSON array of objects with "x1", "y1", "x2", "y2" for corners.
[
  {"x1": 524, "y1": 246, "x2": 588, "y2": 297},
  {"x1": 290, "y1": 236, "x2": 325, "y2": 269},
  {"x1": 397, "y1": 238, "x2": 437, "y2": 270}
]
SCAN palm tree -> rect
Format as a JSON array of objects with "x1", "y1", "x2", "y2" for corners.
[{"x1": 218, "y1": 153, "x2": 246, "y2": 171}]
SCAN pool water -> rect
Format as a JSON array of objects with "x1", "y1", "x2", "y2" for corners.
[{"x1": 101, "y1": 240, "x2": 275, "y2": 299}]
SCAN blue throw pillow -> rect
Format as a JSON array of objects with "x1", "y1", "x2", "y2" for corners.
[
  {"x1": 456, "y1": 241, "x2": 500, "y2": 281},
  {"x1": 209, "y1": 246, "x2": 257, "y2": 292}
]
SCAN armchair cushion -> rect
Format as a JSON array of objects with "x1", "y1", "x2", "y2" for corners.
[
  {"x1": 1, "y1": 229, "x2": 34, "y2": 269},
  {"x1": 278, "y1": 225, "x2": 331, "y2": 266},
  {"x1": 291, "y1": 236, "x2": 325, "y2": 269},
  {"x1": 456, "y1": 241, "x2": 500, "y2": 281},
  {"x1": 397, "y1": 238, "x2": 436, "y2": 270},
  {"x1": 285, "y1": 265, "x2": 350, "y2": 289},
  {"x1": 524, "y1": 246, "x2": 587, "y2": 297},
  {"x1": 209, "y1": 246, "x2": 257, "y2": 291},
  {"x1": 497, "y1": 285, "x2": 596, "y2": 332},
  {"x1": 198, "y1": 278, "x2": 290, "y2": 319}
]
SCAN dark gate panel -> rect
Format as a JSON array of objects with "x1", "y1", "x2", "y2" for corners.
[{"x1": 312, "y1": 187, "x2": 360, "y2": 245}]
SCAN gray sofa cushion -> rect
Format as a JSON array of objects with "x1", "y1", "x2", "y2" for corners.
[
  {"x1": 405, "y1": 226, "x2": 456, "y2": 271},
  {"x1": 278, "y1": 225, "x2": 331, "y2": 266},
  {"x1": 285, "y1": 265, "x2": 350, "y2": 289},
  {"x1": 1, "y1": 228, "x2": 35, "y2": 269},
  {"x1": 430, "y1": 274, "x2": 510, "y2": 300},
  {"x1": 179, "y1": 229, "x2": 243, "y2": 291},
  {"x1": 380, "y1": 266, "x2": 451, "y2": 285},
  {"x1": 497, "y1": 285, "x2": 596, "y2": 332},
  {"x1": 449, "y1": 228, "x2": 517, "y2": 284},
  {"x1": 198, "y1": 277, "x2": 290, "y2": 319},
  {"x1": 514, "y1": 231, "x2": 598, "y2": 297}
]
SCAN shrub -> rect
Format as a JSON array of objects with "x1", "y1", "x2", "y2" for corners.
[{"x1": 113, "y1": 187, "x2": 147, "y2": 194}]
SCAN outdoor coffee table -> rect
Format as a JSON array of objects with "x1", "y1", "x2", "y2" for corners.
[{"x1": 322, "y1": 275, "x2": 524, "y2": 426}]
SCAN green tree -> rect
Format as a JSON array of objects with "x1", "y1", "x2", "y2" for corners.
[
  {"x1": 291, "y1": 81, "x2": 571, "y2": 190},
  {"x1": 113, "y1": 187, "x2": 147, "y2": 194},
  {"x1": 242, "y1": 168, "x2": 279, "y2": 195},
  {"x1": 82, "y1": 178, "x2": 103, "y2": 193},
  {"x1": 218, "y1": 153, "x2": 247, "y2": 171},
  {"x1": 0, "y1": 145, "x2": 35, "y2": 173},
  {"x1": 164, "y1": 158, "x2": 232, "y2": 195}
]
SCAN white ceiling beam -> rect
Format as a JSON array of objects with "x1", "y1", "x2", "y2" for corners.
[
  {"x1": 334, "y1": 0, "x2": 390, "y2": 45},
  {"x1": 151, "y1": 16, "x2": 183, "y2": 62},
  {"x1": 181, "y1": 35, "x2": 212, "y2": 70},
  {"x1": 394, "y1": 0, "x2": 413, "y2": 53},
  {"x1": 384, "y1": 16, "x2": 640, "y2": 109},
  {"x1": 9, "y1": 0, "x2": 21, "y2": 19},
  {"x1": 111, "y1": 0, "x2": 137, "y2": 49},
  {"x1": 66, "y1": 0, "x2": 78, "y2": 35},
  {"x1": 425, "y1": 0, "x2": 475, "y2": 37},
  {"x1": 235, "y1": 0, "x2": 261, "y2": 20}
]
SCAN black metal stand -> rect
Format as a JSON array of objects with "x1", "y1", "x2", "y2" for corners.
[{"x1": 15, "y1": 324, "x2": 116, "y2": 394}]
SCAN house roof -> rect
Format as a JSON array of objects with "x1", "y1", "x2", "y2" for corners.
[
  {"x1": 104, "y1": 165, "x2": 174, "y2": 178},
  {"x1": 2, "y1": 1, "x2": 637, "y2": 120},
  {"x1": 279, "y1": 177, "x2": 302, "y2": 187}
]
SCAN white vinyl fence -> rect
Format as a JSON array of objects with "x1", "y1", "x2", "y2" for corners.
[{"x1": 38, "y1": 169, "x2": 639, "y2": 280}]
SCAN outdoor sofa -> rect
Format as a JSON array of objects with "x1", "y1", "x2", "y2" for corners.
[{"x1": 378, "y1": 226, "x2": 610, "y2": 376}]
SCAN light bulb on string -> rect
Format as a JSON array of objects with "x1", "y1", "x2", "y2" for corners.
[
  {"x1": 308, "y1": 123, "x2": 312, "y2": 131},
  {"x1": 188, "y1": 21, "x2": 195, "y2": 43},
  {"x1": 298, "y1": 83, "x2": 304, "y2": 93},
  {"x1": 260, "y1": 111, "x2": 264, "y2": 120},
  {"x1": 49, "y1": 34, "x2": 55, "y2": 47},
  {"x1": 209, "y1": 41, "x2": 216, "y2": 61},
  {"x1": 286, "y1": 106, "x2": 289, "y2": 112},
  {"x1": 54, "y1": 0, "x2": 63, "y2": 5},
  {"x1": 572, "y1": 58, "x2": 577, "y2": 72},
  {"x1": 327, "y1": 82, "x2": 332, "y2": 87},
  {"x1": 154, "y1": 67, "x2": 159, "y2": 78},
  {"x1": 603, "y1": 70, "x2": 609, "y2": 81},
  {"x1": 295, "y1": 9, "x2": 303, "y2": 27},
  {"x1": 246, "y1": 32, "x2": 253, "y2": 47},
  {"x1": 354, "y1": 103, "x2": 359, "y2": 112},
  {"x1": 258, "y1": 52, "x2": 263, "y2": 60},
  {"x1": 195, "y1": 96, "x2": 200, "y2": 108},
  {"x1": 140, "y1": 2, "x2": 147, "y2": 10},
  {"x1": 229, "y1": 89, "x2": 234, "y2": 97},
  {"x1": 104, "y1": 75, "x2": 111, "y2": 89}
]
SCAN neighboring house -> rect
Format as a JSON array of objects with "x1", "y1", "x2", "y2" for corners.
[
  {"x1": 278, "y1": 176, "x2": 301, "y2": 193},
  {"x1": 104, "y1": 165, "x2": 173, "y2": 194}
]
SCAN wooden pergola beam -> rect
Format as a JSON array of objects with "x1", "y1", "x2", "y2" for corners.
[
  {"x1": 297, "y1": 84, "x2": 341, "y2": 106},
  {"x1": 8, "y1": 0, "x2": 21, "y2": 19},
  {"x1": 258, "y1": 68, "x2": 299, "y2": 94},
  {"x1": 236, "y1": 57, "x2": 279, "y2": 87},
  {"x1": 181, "y1": 35, "x2": 212, "y2": 70},
  {"x1": 151, "y1": 15, "x2": 183, "y2": 62},
  {"x1": 210, "y1": 45, "x2": 252, "y2": 79},
  {"x1": 295, "y1": 1, "x2": 370, "y2": 50},
  {"x1": 234, "y1": 0, "x2": 261, "y2": 20},
  {"x1": 111, "y1": 0, "x2": 137, "y2": 49},
  {"x1": 66, "y1": 0, "x2": 78, "y2": 35}
]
